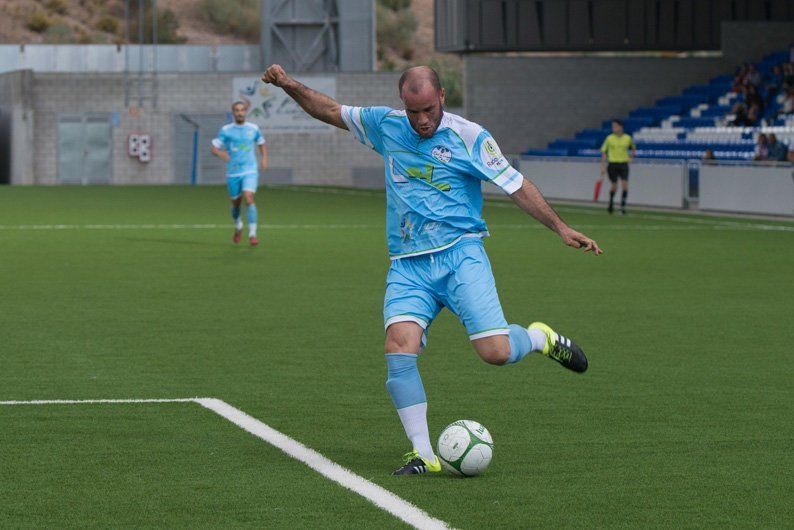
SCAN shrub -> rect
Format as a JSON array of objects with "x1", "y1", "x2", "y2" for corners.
[
  {"x1": 26, "y1": 11, "x2": 51, "y2": 33},
  {"x1": 429, "y1": 57, "x2": 463, "y2": 107},
  {"x1": 43, "y1": 23, "x2": 73, "y2": 43},
  {"x1": 379, "y1": 0, "x2": 412, "y2": 10},
  {"x1": 95, "y1": 16, "x2": 119, "y2": 35},
  {"x1": 377, "y1": 4, "x2": 418, "y2": 61},
  {"x1": 46, "y1": 0, "x2": 68, "y2": 15},
  {"x1": 197, "y1": 0, "x2": 259, "y2": 42},
  {"x1": 129, "y1": 7, "x2": 186, "y2": 44}
]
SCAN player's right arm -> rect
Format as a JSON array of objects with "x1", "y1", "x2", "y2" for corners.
[
  {"x1": 210, "y1": 129, "x2": 230, "y2": 163},
  {"x1": 261, "y1": 64, "x2": 347, "y2": 130}
]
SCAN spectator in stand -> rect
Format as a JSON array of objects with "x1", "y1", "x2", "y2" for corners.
[
  {"x1": 732, "y1": 103, "x2": 754, "y2": 127},
  {"x1": 732, "y1": 64, "x2": 749, "y2": 92},
  {"x1": 702, "y1": 149, "x2": 717, "y2": 163},
  {"x1": 783, "y1": 62, "x2": 794, "y2": 90},
  {"x1": 746, "y1": 64, "x2": 762, "y2": 87},
  {"x1": 745, "y1": 85, "x2": 765, "y2": 117},
  {"x1": 767, "y1": 134, "x2": 789, "y2": 162},
  {"x1": 765, "y1": 65, "x2": 784, "y2": 105},
  {"x1": 753, "y1": 134, "x2": 769, "y2": 161},
  {"x1": 779, "y1": 89, "x2": 794, "y2": 116}
]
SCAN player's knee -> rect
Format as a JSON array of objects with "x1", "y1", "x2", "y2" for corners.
[
  {"x1": 243, "y1": 192, "x2": 255, "y2": 205},
  {"x1": 475, "y1": 339, "x2": 510, "y2": 365},
  {"x1": 384, "y1": 326, "x2": 422, "y2": 354}
]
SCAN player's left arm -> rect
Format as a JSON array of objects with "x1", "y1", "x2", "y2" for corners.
[
  {"x1": 254, "y1": 127, "x2": 268, "y2": 170},
  {"x1": 509, "y1": 179, "x2": 602, "y2": 255},
  {"x1": 259, "y1": 143, "x2": 268, "y2": 171},
  {"x1": 470, "y1": 132, "x2": 602, "y2": 255}
]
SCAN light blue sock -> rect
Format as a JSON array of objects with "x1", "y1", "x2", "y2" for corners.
[
  {"x1": 506, "y1": 324, "x2": 533, "y2": 364},
  {"x1": 246, "y1": 203, "x2": 258, "y2": 225},
  {"x1": 386, "y1": 353, "x2": 434, "y2": 460},
  {"x1": 385, "y1": 353, "x2": 426, "y2": 408}
]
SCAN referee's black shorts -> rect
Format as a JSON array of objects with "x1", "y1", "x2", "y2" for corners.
[{"x1": 607, "y1": 162, "x2": 629, "y2": 183}]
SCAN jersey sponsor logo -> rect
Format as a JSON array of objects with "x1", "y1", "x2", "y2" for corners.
[
  {"x1": 406, "y1": 164, "x2": 451, "y2": 192},
  {"x1": 390, "y1": 157, "x2": 451, "y2": 191},
  {"x1": 431, "y1": 145, "x2": 452, "y2": 163},
  {"x1": 480, "y1": 137, "x2": 508, "y2": 171}
]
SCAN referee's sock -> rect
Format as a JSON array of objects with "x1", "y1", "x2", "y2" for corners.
[
  {"x1": 609, "y1": 190, "x2": 616, "y2": 210},
  {"x1": 621, "y1": 190, "x2": 628, "y2": 209}
]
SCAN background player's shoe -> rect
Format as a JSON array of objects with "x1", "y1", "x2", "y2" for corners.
[
  {"x1": 249, "y1": 236, "x2": 259, "y2": 246},
  {"x1": 232, "y1": 229, "x2": 242, "y2": 244},
  {"x1": 392, "y1": 450, "x2": 441, "y2": 476},
  {"x1": 529, "y1": 322, "x2": 588, "y2": 373}
]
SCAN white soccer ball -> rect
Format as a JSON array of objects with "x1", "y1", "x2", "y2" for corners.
[{"x1": 437, "y1": 420, "x2": 494, "y2": 477}]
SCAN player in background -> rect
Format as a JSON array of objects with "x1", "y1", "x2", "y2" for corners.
[
  {"x1": 210, "y1": 101, "x2": 268, "y2": 245},
  {"x1": 262, "y1": 64, "x2": 602, "y2": 476},
  {"x1": 600, "y1": 119, "x2": 635, "y2": 215}
]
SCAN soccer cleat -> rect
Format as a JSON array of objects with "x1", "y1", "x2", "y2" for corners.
[
  {"x1": 232, "y1": 229, "x2": 242, "y2": 244},
  {"x1": 249, "y1": 236, "x2": 259, "y2": 246},
  {"x1": 529, "y1": 322, "x2": 588, "y2": 373},
  {"x1": 391, "y1": 449, "x2": 442, "y2": 476}
]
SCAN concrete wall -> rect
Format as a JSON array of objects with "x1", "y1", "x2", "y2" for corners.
[
  {"x1": 465, "y1": 55, "x2": 726, "y2": 153},
  {"x1": 18, "y1": 71, "x2": 402, "y2": 185},
  {"x1": 721, "y1": 21, "x2": 794, "y2": 67}
]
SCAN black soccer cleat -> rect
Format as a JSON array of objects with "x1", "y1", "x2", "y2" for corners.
[
  {"x1": 529, "y1": 322, "x2": 589, "y2": 373},
  {"x1": 391, "y1": 450, "x2": 441, "y2": 476}
]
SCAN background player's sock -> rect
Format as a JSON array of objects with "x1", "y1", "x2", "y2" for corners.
[
  {"x1": 247, "y1": 204, "x2": 258, "y2": 236},
  {"x1": 621, "y1": 190, "x2": 628, "y2": 209},
  {"x1": 231, "y1": 206, "x2": 242, "y2": 230},
  {"x1": 385, "y1": 353, "x2": 434, "y2": 461},
  {"x1": 507, "y1": 324, "x2": 550, "y2": 364}
]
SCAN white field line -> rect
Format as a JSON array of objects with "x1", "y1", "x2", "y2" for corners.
[
  {"x1": 0, "y1": 223, "x2": 372, "y2": 231},
  {"x1": 195, "y1": 398, "x2": 452, "y2": 530},
  {"x1": 0, "y1": 397, "x2": 453, "y2": 530},
  {"x1": 0, "y1": 398, "x2": 198, "y2": 405}
]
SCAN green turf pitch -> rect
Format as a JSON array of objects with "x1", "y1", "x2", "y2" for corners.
[{"x1": 0, "y1": 185, "x2": 792, "y2": 528}]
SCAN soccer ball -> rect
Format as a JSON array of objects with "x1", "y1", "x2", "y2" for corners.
[{"x1": 437, "y1": 420, "x2": 493, "y2": 476}]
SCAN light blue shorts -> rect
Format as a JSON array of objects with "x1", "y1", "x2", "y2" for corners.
[
  {"x1": 384, "y1": 238, "x2": 509, "y2": 344},
  {"x1": 227, "y1": 173, "x2": 258, "y2": 198}
]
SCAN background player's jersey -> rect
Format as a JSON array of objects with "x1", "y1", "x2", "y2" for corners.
[
  {"x1": 340, "y1": 105, "x2": 523, "y2": 259},
  {"x1": 211, "y1": 122, "x2": 265, "y2": 177}
]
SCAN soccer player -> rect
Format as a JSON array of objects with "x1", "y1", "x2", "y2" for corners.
[
  {"x1": 262, "y1": 64, "x2": 602, "y2": 476},
  {"x1": 600, "y1": 119, "x2": 635, "y2": 215},
  {"x1": 210, "y1": 101, "x2": 268, "y2": 245}
]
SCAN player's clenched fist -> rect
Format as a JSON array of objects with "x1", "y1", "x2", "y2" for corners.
[{"x1": 261, "y1": 64, "x2": 289, "y2": 87}]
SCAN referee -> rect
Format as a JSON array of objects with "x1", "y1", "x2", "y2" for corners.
[{"x1": 600, "y1": 119, "x2": 636, "y2": 215}]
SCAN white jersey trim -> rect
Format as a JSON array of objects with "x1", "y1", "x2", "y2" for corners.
[
  {"x1": 439, "y1": 112, "x2": 483, "y2": 155},
  {"x1": 389, "y1": 232, "x2": 487, "y2": 261}
]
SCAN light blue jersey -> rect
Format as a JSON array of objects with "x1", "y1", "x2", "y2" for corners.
[
  {"x1": 340, "y1": 106, "x2": 523, "y2": 259},
  {"x1": 211, "y1": 122, "x2": 265, "y2": 178}
]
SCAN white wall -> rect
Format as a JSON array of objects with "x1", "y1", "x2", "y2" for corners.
[
  {"x1": 699, "y1": 163, "x2": 794, "y2": 216},
  {"x1": 519, "y1": 157, "x2": 686, "y2": 208}
]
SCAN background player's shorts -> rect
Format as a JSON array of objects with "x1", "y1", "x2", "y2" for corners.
[
  {"x1": 384, "y1": 237, "x2": 509, "y2": 345},
  {"x1": 226, "y1": 173, "x2": 258, "y2": 198},
  {"x1": 607, "y1": 162, "x2": 629, "y2": 182}
]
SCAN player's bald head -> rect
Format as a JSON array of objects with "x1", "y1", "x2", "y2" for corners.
[{"x1": 398, "y1": 66, "x2": 442, "y2": 98}]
